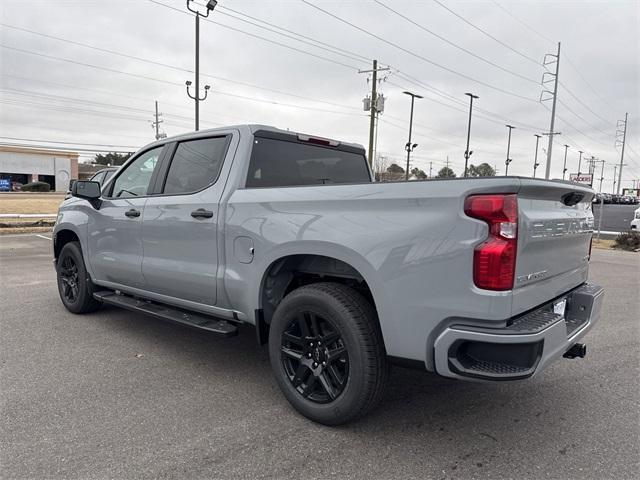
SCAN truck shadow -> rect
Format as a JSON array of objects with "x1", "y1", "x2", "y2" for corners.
[{"x1": 96, "y1": 303, "x2": 585, "y2": 452}]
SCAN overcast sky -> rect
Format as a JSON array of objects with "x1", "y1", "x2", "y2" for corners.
[{"x1": 1, "y1": 0, "x2": 638, "y2": 190}]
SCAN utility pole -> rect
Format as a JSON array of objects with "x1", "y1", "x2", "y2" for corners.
[
  {"x1": 359, "y1": 60, "x2": 390, "y2": 167},
  {"x1": 577, "y1": 150, "x2": 583, "y2": 176},
  {"x1": 615, "y1": 113, "x2": 628, "y2": 195},
  {"x1": 540, "y1": 42, "x2": 561, "y2": 179},
  {"x1": 429, "y1": 161, "x2": 433, "y2": 179},
  {"x1": 613, "y1": 165, "x2": 617, "y2": 194},
  {"x1": 598, "y1": 160, "x2": 605, "y2": 193},
  {"x1": 186, "y1": 0, "x2": 216, "y2": 131},
  {"x1": 533, "y1": 134, "x2": 541, "y2": 178},
  {"x1": 463, "y1": 92, "x2": 479, "y2": 177},
  {"x1": 403, "y1": 91, "x2": 422, "y2": 181},
  {"x1": 151, "y1": 101, "x2": 166, "y2": 141},
  {"x1": 587, "y1": 156, "x2": 596, "y2": 187},
  {"x1": 562, "y1": 144, "x2": 569, "y2": 180},
  {"x1": 505, "y1": 124, "x2": 515, "y2": 176}
]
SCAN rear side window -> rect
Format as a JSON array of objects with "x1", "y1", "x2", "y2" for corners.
[
  {"x1": 246, "y1": 137, "x2": 370, "y2": 188},
  {"x1": 163, "y1": 136, "x2": 229, "y2": 195}
]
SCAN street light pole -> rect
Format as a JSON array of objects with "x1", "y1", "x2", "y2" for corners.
[
  {"x1": 533, "y1": 134, "x2": 541, "y2": 178},
  {"x1": 577, "y1": 150, "x2": 583, "y2": 176},
  {"x1": 186, "y1": 0, "x2": 217, "y2": 131},
  {"x1": 403, "y1": 91, "x2": 422, "y2": 181},
  {"x1": 463, "y1": 93, "x2": 478, "y2": 177},
  {"x1": 505, "y1": 124, "x2": 515, "y2": 176},
  {"x1": 562, "y1": 144, "x2": 569, "y2": 180}
]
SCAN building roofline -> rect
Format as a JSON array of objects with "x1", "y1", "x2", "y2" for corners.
[{"x1": 0, "y1": 145, "x2": 79, "y2": 159}]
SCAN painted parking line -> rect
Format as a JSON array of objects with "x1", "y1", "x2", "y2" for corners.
[{"x1": 0, "y1": 233, "x2": 53, "y2": 239}]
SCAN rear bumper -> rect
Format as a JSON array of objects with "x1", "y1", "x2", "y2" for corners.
[{"x1": 433, "y1": 283, "x2": 604, "y2": 381}]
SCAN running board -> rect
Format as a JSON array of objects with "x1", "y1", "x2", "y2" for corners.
[{"x1": 93, "y1": 291, "x2": 238, "y2": 337}]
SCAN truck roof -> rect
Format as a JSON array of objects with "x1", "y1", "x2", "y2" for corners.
[{"x1": 151, "y1": 124, "x2": 365, "y2": 151}]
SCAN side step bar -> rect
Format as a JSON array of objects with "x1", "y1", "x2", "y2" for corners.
[{"x1": 93, "y1": 291, "x2": 238, "y2": 337}]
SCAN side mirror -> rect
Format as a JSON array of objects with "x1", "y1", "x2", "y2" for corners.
[
  {"x1": 72, "y1": 180, "x2": 101, "y2": 200},
  {"x1": 68, "y1": 179, "x2": 76, "y2": 191}
]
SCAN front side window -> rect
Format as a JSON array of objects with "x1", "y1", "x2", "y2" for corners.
[
  {"x1": 110, "y1": 147, "x2": 162, "y2": 198},
  {"x1": 246, "y1": 137, "x2": 370, "y2": 188},
  {"x1": 163, "y1": 136, "x2": 229, "y2": 195}
]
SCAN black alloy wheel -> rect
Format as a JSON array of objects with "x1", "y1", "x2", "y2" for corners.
[
  {"x1": 59, "y1": 254, "x2": 80, "y2": 303},
  {"x1": 281, "y1": 311, "x2": 349, "y2": 403},
  {"x1": 269, "y1": 282, "x2": 388, "y2": 425},
  {"x1": 56, "y1": 241, "x2": 101, "y2": 314}
]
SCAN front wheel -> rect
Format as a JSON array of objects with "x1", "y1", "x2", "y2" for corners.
[
  {"x1": 56, "y1": 241, "x2": 101, "y2": 314},
  {"x1": 268, "y1": 282, "x2": 388, "y2": 425}
]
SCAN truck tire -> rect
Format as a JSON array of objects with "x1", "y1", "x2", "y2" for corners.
[
  {"x1": 56, "y1": 241, "x2": 101, "y2": 314},
  {"x1": 268, "y1": 282, "x2": 388, "y2": 425}
]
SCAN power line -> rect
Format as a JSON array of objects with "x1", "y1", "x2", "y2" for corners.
[
  {"x1": 301, "y1": 0, "x2": 540, "y2": 103},
  {"x1": 1, "y1": 23, "x2": 363, "y2": 113},
  {"x1": 1, "y1": 44, "x2": 181, "y2": 86},
  {"x1": 0, "y1": 137, "x2": 139, "y2": 150},
  {"x1": 374, "y1": 0, "x2": 538, "y2": 84},
  {"x1": 217, "y1": 4, "x2": 370, "y2": 64},
  {"x1": 559, "y1": 80, "x2": 614, "y2": 126},
  {"x1": 557, "y1": 99, "x2": 612, "y2": 141},
  {"x1": 148, "y1": 0, "x2": 359, "y2": 71},
  {"x1": 0, "y1": 45, "x2": 366, "y2": 116},
  {"x1": 214, "y1": 8, "x2": 369, "y2": 65},
  {"x1": 492, "y1": 1, "x2": 555, "y2": 46},
  {"x1": 490, "y1": 2, "x2": 618, "y2": 123},
  {"x1": 430, "y1": 0, "x2": 540, "y2": 65}
]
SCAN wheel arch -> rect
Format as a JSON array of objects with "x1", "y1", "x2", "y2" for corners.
[
  {"x1": 254, "y1": 245, "x2": 388, "y2": 347},
  {"x1": 53, "y1": 228, "x2": 81, "y2": 261}
]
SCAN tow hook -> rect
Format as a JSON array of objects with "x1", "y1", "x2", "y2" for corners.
[{"x1": 563, "y1": 343, "x2": 587, "y2": 359}]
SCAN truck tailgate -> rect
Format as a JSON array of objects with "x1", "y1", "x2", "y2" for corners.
[{"x1": 512, "y1": 180, "x2": 594, "y2": 316}]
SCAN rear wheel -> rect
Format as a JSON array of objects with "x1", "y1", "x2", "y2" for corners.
[
  {"x1": 56, "y1": 241, "x2": 101, "y2": 314},
  {"x1": 268, "y1": 282, "x2": 388, "y2": 425}
]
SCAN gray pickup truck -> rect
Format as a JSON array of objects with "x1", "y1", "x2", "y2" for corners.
[{"x1": 54, "y1": 125, "x2": 603, "y2": 425}]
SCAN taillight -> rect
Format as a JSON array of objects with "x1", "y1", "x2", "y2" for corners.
[{"x1": 464, "y1": 194, "x2": 518, "y2": 291}]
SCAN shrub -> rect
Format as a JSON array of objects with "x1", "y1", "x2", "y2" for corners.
[
  {"x1": 613, "y1": 231, "x2": 640, "y2": 251},
  {"x1": 20, "y1": 181, "x2": 51, "y2": 192}
]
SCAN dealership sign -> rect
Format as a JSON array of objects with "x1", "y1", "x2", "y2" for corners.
[{"x1": 569, "y1": 173, "x2": 593, "y2": 185}]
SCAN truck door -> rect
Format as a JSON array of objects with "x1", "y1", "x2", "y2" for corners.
[
  {"x1": 88, "y1": 146, "x2": 165, "y2": 288},
  {"x1": 140, "y1": 135, "x2": 233, "y2": 306}
]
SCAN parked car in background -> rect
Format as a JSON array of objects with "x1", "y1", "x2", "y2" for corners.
[
  {"x1": 66, "y1": 167, "x2": 118, "y2": 199},
  {"x1": 11, "y1": 182, "x2": 23, "y2": 191},
  {"x1": 631, "y1": 208, "x2": 640, "y2": 230},
  {"x1": 53, "y1": 125, "x2": 604, "y2": 425},
  {"x1": 89, "y1": 167, "x2": 118, "y2": 187}
]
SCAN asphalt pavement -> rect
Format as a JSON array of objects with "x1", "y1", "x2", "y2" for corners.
[
  {"x1": 591, "y1": 203, "x2": 638, "y2": 232},
  {"x1": 1, "y1": 234, "x2": 639, "y2": 480}
]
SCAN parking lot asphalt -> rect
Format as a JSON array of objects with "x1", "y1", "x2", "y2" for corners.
[
  {"x1": 592, "y1": 203, "x2": 638, "y2": 232},
  {"x1": 1, "y1": 234, "x2": 638, "y2": 480}
]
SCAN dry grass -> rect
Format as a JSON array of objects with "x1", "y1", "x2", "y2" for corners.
[
  {"x1": 592, "y1": 239, "x2": 616, "y2": 250},
  {"x1": 0, "y1": 193, "x2": 64, "y2": 214},
  {"x1": 0, "y1": 226, "x2": 53, "y2": 235}
]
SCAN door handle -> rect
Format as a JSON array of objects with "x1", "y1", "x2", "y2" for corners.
[
  {"x1": 125, "y1": 208, "x2": 141, "y2": 218},
  {"x1": 191, "y1": 208, "x2": 214, "y2": 219}
]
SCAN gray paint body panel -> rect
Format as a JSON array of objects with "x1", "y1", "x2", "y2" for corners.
[{"x1": 54, "y1": 124, "x2": 600, "y2": 374}]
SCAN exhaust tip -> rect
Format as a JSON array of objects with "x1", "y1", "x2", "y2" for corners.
[{"x1": 563, "y1": 343, "x2": 587, "y2": 359}]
